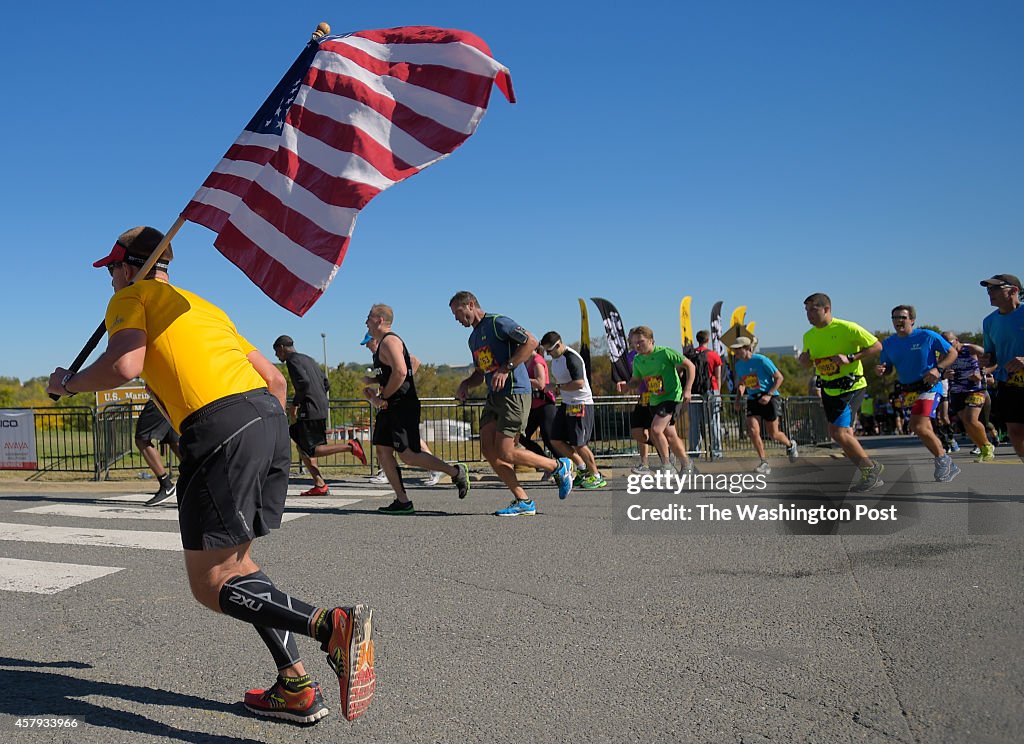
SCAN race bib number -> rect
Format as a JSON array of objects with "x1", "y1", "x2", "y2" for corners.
[
  {"x1": 1008, "y1": 369, "x2": 1024, "y2": 388},
  {"x1": 814, "y1": 358, "x2": 840, "y2": 376},
  {"x1": 965, "y1": 392, "x2": 985, "y2": 407},
  {"x1": 473, "y1": 346, "x2": 499, "y2": 374},
  {"x1": 743, "y1": 373, "x2": 759, "y2": 389},
  {"x1": 644, "y1": 375, "x2": 664, "y2": 396},
  {"x1": 566, "y1": 403, "x2": 585, "y2": 417},
  {"x1": 903, "y1": 392, "x2": 919, "y2": 407}
]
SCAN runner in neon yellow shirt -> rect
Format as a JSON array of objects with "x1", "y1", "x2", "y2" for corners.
[{"x1": 799, "y1": 292, "x2": 884, "y2": 492}]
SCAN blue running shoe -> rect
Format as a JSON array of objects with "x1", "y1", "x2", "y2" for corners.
[
  {"x1": 934, "y1": 454, "x2": 954, "y2": 482},
  {"x1": 936, "y1": 457, "x2": 961, "y2": 483},
  {"x1": 495, "y1": 499, "x2": 537, "y2": 516},
  {"x1": 553, "y1": 457, "x2": 574, "y2": 500}
]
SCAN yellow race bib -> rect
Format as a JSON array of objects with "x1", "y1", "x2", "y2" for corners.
[{"x1": 815, "y1": 358, "x2": 840, "y2": 376}]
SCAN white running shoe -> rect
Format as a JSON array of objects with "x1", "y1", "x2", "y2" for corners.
[
  {"x1": 368, "y1": 470, "x2": 388, "y2": 484},
  {"x1": 421, "y1": 471, "x2": 442, "y2": 487}
]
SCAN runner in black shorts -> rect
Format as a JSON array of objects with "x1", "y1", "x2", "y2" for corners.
[
  {"x1": 541, "y1": 331, "x2": 607, "y2": 489},
  {"x1": 135, "y1": 399, "x2": 181, "y2": 506},
  {"x1": 50, "y1": 226, "x2": 376, "y2": 724},
  {"x1": 363, "y1": 304, "x2": 470, "y2": 514},
  {"x1": 942, "y1": 332, "x2": 995, "y2": 462},
  {"x1": 980, "y1": 273, "x2": 1024, "y2": 463},
  {"x1": 731, "y1": 337, "x2": 798, "y2": 475},
  {"x1": 273, "y1": 336, "x2": 366, "y2": 496}
]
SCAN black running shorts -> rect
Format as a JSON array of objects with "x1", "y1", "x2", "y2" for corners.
[
  {"x1": 631, "y1": 403, "x2": 675, "y2": 430},
  {"x1": 745, "y1": 395, "x2": 783, "y2": 422},
  {"x1": 177, "y1": 389, "x2": 289, "y2": 551},
  {"x1": 135, "y1": 400, "x2": 179, "y2": 445},
  {"x1": 993, "y1": 383, "x2": 1024, "y2": 425},
  {"x1": 551, "y1": 402, "x2": 596, "y2": 447},
  {"x1": 289, "y1": 418, "x2": 327, "y2": 458},
  {"x1": 948, "y1": 390, "x2": 986, "y2": 416},
  {"x1": 372, "y1": 396, "x2": 422, "y2": 453}
]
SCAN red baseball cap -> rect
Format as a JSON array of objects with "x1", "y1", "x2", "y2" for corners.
[{"x1": 93, "y1": 226, "x2": 172, "y2": 270}]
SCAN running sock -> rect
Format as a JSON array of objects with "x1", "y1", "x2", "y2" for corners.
[
  {"x1": 254, "y1": 624, "x2": 302, "y2": 670},
  {"x1": 158, "y1": 473, "x2": 171, "y2": 488},
  {"x1": 219, "y1": 570, "x2": 320, "y2": 638}
]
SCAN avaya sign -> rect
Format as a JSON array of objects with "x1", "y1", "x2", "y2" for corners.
[{"x1": 0, "y1": 410, "x2": 36, "y2": 469}]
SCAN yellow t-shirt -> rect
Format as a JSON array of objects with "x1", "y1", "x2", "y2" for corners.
[
  {"x1": 802, "y1": 318, "x2": 878, "y2": 393},
  {"x1": 105, "y1": 279, "x2": 265, "y2": 430}
]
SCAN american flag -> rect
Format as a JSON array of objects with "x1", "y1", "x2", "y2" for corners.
[{"x1": 183, "y1": 26, "x2": 515, "y2": 316}]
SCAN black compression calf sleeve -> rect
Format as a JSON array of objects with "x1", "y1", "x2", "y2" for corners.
[
  {"x1": 254, "y1": 624, "x2": 302, "y2": 670},
  {"x1": 219, "y1": 570, "x2": 320, "y2": 637}
]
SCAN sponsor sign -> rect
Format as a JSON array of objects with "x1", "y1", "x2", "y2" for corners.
[{"x1": 0, "y1": 410, "x2": 37, "y2": 470}]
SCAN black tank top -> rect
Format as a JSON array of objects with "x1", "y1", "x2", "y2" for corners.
[{"x1": 372, "y1": 332, "x2": 416, "y2": 400}]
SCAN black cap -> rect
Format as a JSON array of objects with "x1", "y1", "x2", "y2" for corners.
[
  {"x1": 979, "y1": 274, "x2": 1022, "y2": 290},
  {"x1": 273, "y1": 335, "x2": 294, "y2": 349}
]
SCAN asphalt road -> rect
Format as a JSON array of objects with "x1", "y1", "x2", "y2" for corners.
[{"x1": 0, "y1": 438, "x2": 1020, "y2": 743}]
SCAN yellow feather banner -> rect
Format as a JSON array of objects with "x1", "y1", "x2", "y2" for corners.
[
  {"x1": 729, "y1": 305, "x2": 747, "y2": 331},
  {"x1": 679, "y1": 296, "x2": 693, "y2": 348}
]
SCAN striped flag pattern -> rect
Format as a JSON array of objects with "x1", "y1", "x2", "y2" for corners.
[{"x1": 183, "y1": 26, "x2": 515, "y2": 316}]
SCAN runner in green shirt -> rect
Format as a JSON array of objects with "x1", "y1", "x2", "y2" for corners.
[{"x1": 616, "y1": 325, "x2": 697, "y2": 474}]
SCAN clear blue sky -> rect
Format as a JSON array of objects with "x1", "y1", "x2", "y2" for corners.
[{"x1": 3, "y1": 1, "x2": 1021, "y2": 381}]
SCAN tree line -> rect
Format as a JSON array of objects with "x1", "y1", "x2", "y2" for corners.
[{"x1": 1, "y1": 328, "x2": 984, "y2": 411}]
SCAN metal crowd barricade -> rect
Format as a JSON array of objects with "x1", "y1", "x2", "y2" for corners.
[
  {"x1": 9, "y1": 394, "x2": 835, "y2": 480},
  {"x1": 693, "y1": 394, "x2": 832, "y2": 459},
  {"x1": 94, "y1": 401, "x2": 143, "y2": 479},
  {"x1": 24, "y1": 406, "x2": 96, "y2": 478}
]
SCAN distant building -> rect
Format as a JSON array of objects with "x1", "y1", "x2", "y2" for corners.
[{"x1": 761, "y1": 345, "x2": 799, "y2": 358}]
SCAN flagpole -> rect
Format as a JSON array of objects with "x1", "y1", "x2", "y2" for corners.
[
  {"x1": 51, "y1": 21, "x2": 337, "y2": 401},
  {"x1": 49, "y1": 216, "x2": 186, "y2": 400}
]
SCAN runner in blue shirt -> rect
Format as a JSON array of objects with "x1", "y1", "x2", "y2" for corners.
[
  {"x1": 876, "y1": 305, "x2": 959, "y2": 482},
  {"x1": 729, "y1": 337, "x2": 798, "y2": 476},
  {"x1": 980, "y1": 273, "x2": 1024, "y2": 463}
]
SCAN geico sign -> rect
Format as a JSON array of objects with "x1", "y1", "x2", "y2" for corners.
[{"x1": 0, "y1": 420, "x2": 19, "y2": 428}]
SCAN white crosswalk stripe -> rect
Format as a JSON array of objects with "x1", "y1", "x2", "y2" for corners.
[
  {"x1": 0, "y1": 488, "x2": 364, "y2": 595},
  {"x1": 0, "y1": 556, "x2": 123, "y2": 594},
  {"x1": 18, "y1": 503, "x2": 309, "y2": 522}
]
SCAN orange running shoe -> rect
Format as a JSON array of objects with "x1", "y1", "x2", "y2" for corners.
[
  {"x1": 244, "y1": 678, "x2": 329, "y2": 724},
  {"x1": 321, "y1": 605, "x2": 376, "y2": 721},
  {"x1": 349, "y1": 439, "x2": 367, "y2": 466},
  {"x1": 300, "y1": 483, "x2": 330, "y2": 496}
]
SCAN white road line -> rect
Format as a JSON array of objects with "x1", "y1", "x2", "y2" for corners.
[
  {"x1": 17, "y1": 504, "x2": 308, "y2": 523},
  {"x1": 285, "y1": 487, "x2": 392, "y2": 497},
  {"x1": 0, "y1": 557, "x2": 123, "y2": 594},
  {"x1": 104, "y1": 487, "x2": 387, "y2": 503},
  {"x1": 282, "y1": 498, "x2": 361, "y2": 509},
  {"x1": 0, "y1": 522, "x2": 182, "y2": 551}
]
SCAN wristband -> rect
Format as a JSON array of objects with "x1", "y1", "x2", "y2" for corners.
[{"x1": 60, "y1": 372, "x2": 75, "y2": 395}]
